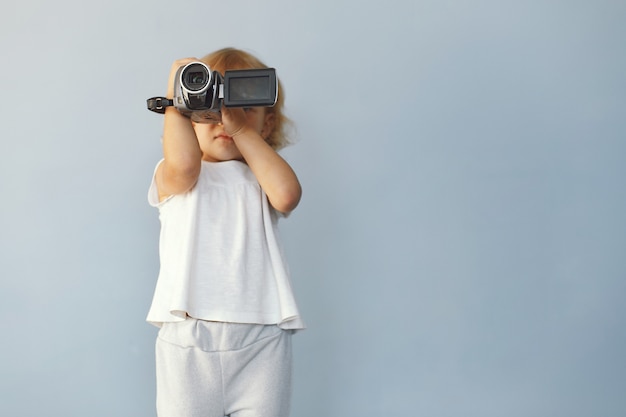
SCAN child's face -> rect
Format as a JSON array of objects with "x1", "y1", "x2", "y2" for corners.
[{"x1": 193, "y1": 107, "x2": 272, "y2": 162}]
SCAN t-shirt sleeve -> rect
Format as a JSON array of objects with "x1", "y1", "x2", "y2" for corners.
[
  {"x1": 275, "y1": 208, "x2": 290, "y2": 219},
  {"x1": 148, "y1": 159, "x2": 165, "y2": 207}
]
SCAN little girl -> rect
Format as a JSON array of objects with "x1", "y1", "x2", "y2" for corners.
[{"x1": 147, "y1": 47, "x2": 304, "y2": 417}]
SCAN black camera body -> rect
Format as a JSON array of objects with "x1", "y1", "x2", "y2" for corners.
[{"x1": 172, "y1": 62, "x2": 278, "y2": 123}]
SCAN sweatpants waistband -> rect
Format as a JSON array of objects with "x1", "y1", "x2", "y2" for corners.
[{"x1": 157, "y1": 318, "x2": 284, "y2": 352}]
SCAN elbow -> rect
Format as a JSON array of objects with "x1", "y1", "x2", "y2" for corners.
[{"x1": 271, "y1": 184, "x2": 302, "y2": 214}]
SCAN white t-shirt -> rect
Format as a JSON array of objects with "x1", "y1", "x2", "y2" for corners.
[{"x1": 146, "y1": 159, "x2": 304, "y2": 330}]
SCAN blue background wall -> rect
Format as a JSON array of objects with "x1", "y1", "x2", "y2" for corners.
[{"x1": 1, "y1": 1, "x2": 625, "y2": 416}]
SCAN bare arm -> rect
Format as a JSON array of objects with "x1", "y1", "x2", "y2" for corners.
[
  {"x1": 156, "y1": 58, "x2": 203, "y2": 202},
  {"x1": 222, "y1": 107, "x2": 302, "y2": 214}
]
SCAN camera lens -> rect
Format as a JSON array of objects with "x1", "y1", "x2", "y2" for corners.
[
  {"x1": 181, "y1": 63, "x2": 211, "y2": 92},
  {"x1": 188, "y1": 72, "x2": 205, "y2": 85}
]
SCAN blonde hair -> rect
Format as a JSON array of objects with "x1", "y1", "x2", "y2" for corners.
[{"x1": 200, "y1": 47, "x2": 293, "y2": 150}]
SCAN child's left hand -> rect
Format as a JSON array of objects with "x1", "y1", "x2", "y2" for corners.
[{"x1": 221, "y1": 107, "x2": 249, "y2": 138}]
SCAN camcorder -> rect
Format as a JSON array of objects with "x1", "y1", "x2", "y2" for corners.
[{"x1": 147, "y1": 61, "x2": 278, "y2": 123}]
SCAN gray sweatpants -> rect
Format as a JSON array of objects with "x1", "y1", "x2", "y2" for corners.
[{"x1": 155, "y1": 318, "x2": 293, "y2": 417}]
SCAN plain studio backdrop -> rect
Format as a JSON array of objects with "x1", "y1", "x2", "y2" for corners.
[{"x1": 1, "y1": 1, "x2": 625, "y2": 416}]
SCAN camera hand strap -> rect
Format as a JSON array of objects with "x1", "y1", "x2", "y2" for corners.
[{"x1": 146, "y1": 97, "x2": 174, "y2": 114}]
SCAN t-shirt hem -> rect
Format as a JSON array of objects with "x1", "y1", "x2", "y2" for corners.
[{"x1": 146, "y1": 309, "x2": 305, "y2": 331}]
